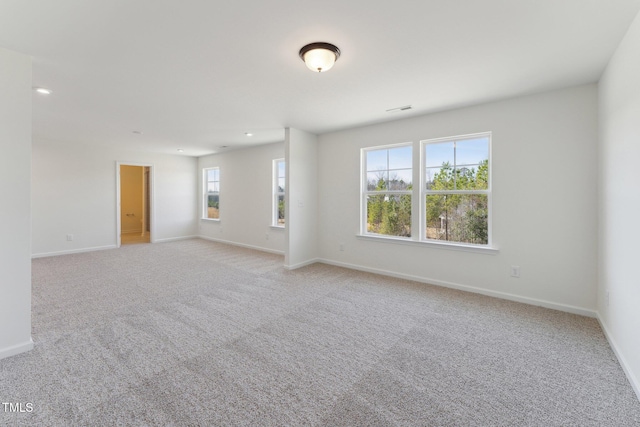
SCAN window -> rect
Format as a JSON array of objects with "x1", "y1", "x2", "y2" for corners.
[
  {"x1": 273, "y1": 159, "x2": 285, "y2": 227},
  {"x1": 362, "y1": 144, "x2": 412, "y2": 237},
  {"x1": 360, "y1": 132, "x2": 492, "y2": 249},
  {"x1": 203, "y1": 167, "x2": 220, "y2": 220},
  {"x1": 423, "y1": 134, "x2": 490, "y2": 245}
]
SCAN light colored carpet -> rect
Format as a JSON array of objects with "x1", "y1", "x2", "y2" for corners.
[{"x1": 1, "y1": 238, "x2": 639, "y2": 426}]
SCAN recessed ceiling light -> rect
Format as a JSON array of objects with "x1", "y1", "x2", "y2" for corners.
[
  {"x1": 245, "y1": 132, "x2": 253, "y2": 137},
  {"x1": 33, "y1": 87, "x2": 52, "y2": 95},
  {"x1": 177, "y1": 149, "x2": 184, "y2": 152},
  {"x1": 132, "y1": 130, "x2": 143, "y2": 135},
  {"x1": 220, "y1": 145, "x2": 229, "y2": 148}
]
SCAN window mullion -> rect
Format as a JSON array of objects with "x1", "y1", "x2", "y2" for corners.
[{"x1": 453, "y1": 140, "x2": 457, "y2": 190}]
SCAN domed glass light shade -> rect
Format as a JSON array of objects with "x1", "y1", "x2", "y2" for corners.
[{"x1": 299, "y1": 42, "x2": 341, "y2": 73}]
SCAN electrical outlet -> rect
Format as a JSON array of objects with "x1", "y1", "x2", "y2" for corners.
[
  {"x1": 265, "y1": 233, "x2": 269, "y2": 240},
  {"x1": 339, "y1": 243, "x2": 345, "y2": 251},
  {"x1": 510, "y1": 265, "x2": 520, "y2": 278},
  {"x1": 66, "y1": 234, "x2": 74, "y2": 241}
]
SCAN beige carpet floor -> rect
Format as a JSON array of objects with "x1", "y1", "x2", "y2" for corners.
[{"x1": 1, "y1": 238, "x2": 639, "y2": 426}]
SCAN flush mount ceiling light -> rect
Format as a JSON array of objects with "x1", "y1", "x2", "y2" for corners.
[{"x1": 299, "y1": 42, "x2": 341, "y2": 73}]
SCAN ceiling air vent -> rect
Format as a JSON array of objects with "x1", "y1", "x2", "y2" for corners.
[{"x1": 386, "y1": 105, "x2": 412, "y2": 113}]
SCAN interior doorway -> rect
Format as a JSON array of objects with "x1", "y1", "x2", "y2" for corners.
[{"x1": 117, "y1": 163, "x2": 152, "y2": 246}]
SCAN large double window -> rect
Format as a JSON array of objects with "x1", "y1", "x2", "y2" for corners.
[{"x1": 362, "y1": 133, "x2": 491, "y2": 247}]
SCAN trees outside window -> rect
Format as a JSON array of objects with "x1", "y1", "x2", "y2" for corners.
[
  {"x1": 361, "y1": 133, "x2": 491, "y2": 247},
  {"x1": 423, "y1": 135, "x2": 490, "y2": 244},
  {"x1": 203, "y1": 167, "x2": 220, "y2": 220},
  {"x1": 363, "y1": 144, "x2": 412, "y2": 237},
  {"x1": 273, "y1": 159, "x2": 285, "y2": 227}
]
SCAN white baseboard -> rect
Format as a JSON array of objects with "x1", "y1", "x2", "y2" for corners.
[
  {"x1": 0, "y1": 339, "x2": 34, "y2": 360},
  {"x1": 154, "y1": 235, "x2": 199, "y2": 243},
  {"x1": 198, "y1": 236, "x2": 284, "y2": 256},
  {"x1": 317, "y1": 258, "x2": 597, "y2": 318},
  {"x1": 596, "y1": 313, "x2": 640, "y2": 402},
  {"x1": 31, "y1": 236, "x2": 200, "y2": 258},
  {"x1": 285, "y1": 258, "x2": 320, "y2": 270},
  {"x1": 32, "y1": 245, "x2": 117, "y2": 259}
]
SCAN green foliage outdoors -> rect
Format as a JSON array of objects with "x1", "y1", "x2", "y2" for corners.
[
  {"x1": 207, "y1": 194, "x2": 220, "y2": 219},
  {"x1": 278, "y1": 198, "x2": 285, "y2": 225},
  {"x1": 366, "y1": 160, "x2": 488, "y2": 244},
  {"x1": 367, "y1": 176, "x2": 412, "y2": 237},
  {"x1": 426, "y1": 160, "x2": 488, "y2": 244},
  {"x1": 208, "y1": 195, "x2": 219, "y2": 209}
]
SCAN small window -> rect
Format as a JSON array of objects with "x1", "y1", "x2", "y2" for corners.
[
  {"x1": 423, "y1": 134, "x2": 490, "y2": 245},
  {"x1": 362, "y1": 144, "x2": 412, "y2": 237},
  {"x1": 273, "y1": 159, "x2": 285, "y2": 227},
  {"x1": 203, "y1": 167, "x2": 220, "y2": 220}
]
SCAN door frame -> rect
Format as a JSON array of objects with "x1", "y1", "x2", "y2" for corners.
[{"x1": 116, "y1": 161, "x2": 155, "y2": 247}]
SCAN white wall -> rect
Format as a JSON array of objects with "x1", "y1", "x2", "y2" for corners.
[
  {"x1": 598, "y1": 11, "x2": 640, "y2": 399},
  {"x1": 198, "y1": 142, "x2": 286, "y2": 254},
  {"x1": 0, "y1": 47, "x2": 33, "y2": 359},
  {"x1": 32, "y1": 139, "x2": 198, "y2": 256},
  {"x1": 317, "y1": 84, "x2": 598, "y2": 315},
  {"x1": 285, "y1": 128, "x2": 319, "y2": 268}
]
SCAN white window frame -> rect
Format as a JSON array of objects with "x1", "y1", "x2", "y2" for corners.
[
  {"x1": 203, "y1": 167, "x2": 220, "y2": 221},
  {"x1": 272, "y1": 159, "x2": 285, "y2": 228},
  {"x1": 358, "y1": 133, "x2": 497, "y2": 254},
  {"x1": 361, "y1": 142, "x2": 413, "y2": 238},
  {"x1": 420, "y1": 132, "x2": 492, "y2": 247}
]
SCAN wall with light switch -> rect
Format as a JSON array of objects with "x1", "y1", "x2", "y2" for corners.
[
  {"x1": 598, "y1": 10, "x2": 640, "y2": 400},
  {"x1": 31, "y1": 139, "x2": 198, "y2": 257},
  {"x1": 0, "y1": 47, "x2": 33, "y2": 360},
  {"x1": 316, "y1": 84, "x2": 599, "y2": 316}
]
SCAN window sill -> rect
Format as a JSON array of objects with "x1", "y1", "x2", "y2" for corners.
[
  {"x1": 270, "y1": 225, "x2": 285, "y2": 230},
  {"x1": 201, "y1": 218, "x2": 220, "y2": 222},
  {"x1": 356, "y1": 234, "x2": 499, "y2": 255}
]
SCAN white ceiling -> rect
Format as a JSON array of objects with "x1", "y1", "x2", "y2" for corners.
[{"x1": 2, "y1": 0, "x2": 639, "y2": 157}]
